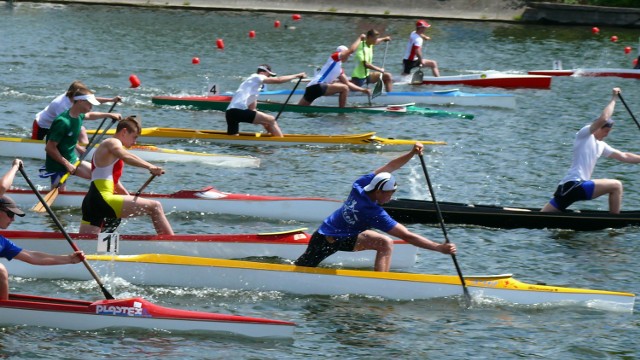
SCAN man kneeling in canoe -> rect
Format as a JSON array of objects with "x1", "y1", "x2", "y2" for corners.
[
  {"x1": 78, "y1": 116, "x2": 173, "y2": 235},
  {"x1": 0, "y1": 159, "x2": 84, "y2": 300},
  {"x1": 295, "y1": 143, "x2": 456, "y2": 271}
]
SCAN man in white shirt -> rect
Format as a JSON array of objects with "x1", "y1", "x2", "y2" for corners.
[{"x1": 402, "y1": 20, "x2": 439, "y2": 77}]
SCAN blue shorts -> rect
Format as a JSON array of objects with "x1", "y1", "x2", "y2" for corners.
[
  {"x1": 350, "y1": 77, "x2": 371, "y2": 87},
  {"x1": 294, "y1": 230, "x2": 358, "y2": 267},
  {"x1": 549, "y1": 180, "x2": 595, "y2": 211}
]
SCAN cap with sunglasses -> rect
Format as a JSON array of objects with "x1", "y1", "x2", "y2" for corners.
[{"x1": 0, "y1": 195, "x2": 25, "y2": 217}]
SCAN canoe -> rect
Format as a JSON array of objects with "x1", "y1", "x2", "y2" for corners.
[
  {"x1": 382, "y1": 199, "x2": 640, "y2": 231},
  {"x1": 0, "y1": 136, "x2": 260, "y2": 168},
  {"x1": 0, "y1": 293, "x2": 294, "y2": 337},
  {"x1": 528, "y1": 68, "x2": 640, "y2": 79},
  {"x1": 5, "y1": 187, "x2": 342, "y2": 222},
  {"x1": 151, "y1": 95, "x2": 475, "y2": 119},
  {"x1": 10, "y1": 254, "x2": 634, "y2": 311},
  {"x1": 1, "y1": 229, "x2": 418, "y2": 269},
  {"x1": 243, "y1": 88, "x2": 516, "y2": 109},
  {"x1": 87, "y1": 127, "x2": 446, "y2": 147},
  {"x1": 398, "y1": 72, "x2": 552, "y2": 89}
]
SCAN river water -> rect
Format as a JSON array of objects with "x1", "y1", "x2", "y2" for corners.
[{"x1": 2, "y1": 2, "x2": 640, "y2": 359}]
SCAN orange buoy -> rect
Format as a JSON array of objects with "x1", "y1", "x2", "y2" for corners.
[
  {"x1": 624, "y1": 46, "x2": 632, "y2": 54},
  {"x1": 292, "y1": 14, "x2": 301, "y2": 21},
  {"x1": 249, "y1": 30, "x2": 256, "y2": 38},
  {"x1": 216, "y1": 38, "x2": 225, "y2": 50},
  {"x1": 274, "y1": 20, "x2": 281, "y2": 28},
  {"x1": 192, "y1": 57, "x2": 200, "y2": 64},
  {"x1": 129, "y1": 74, "x2": 141, "y2": 88},
  {"x1": 610, "y1": 35, "x2": 618, "y2": 42}
]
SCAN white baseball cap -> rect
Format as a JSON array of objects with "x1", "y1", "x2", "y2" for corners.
[
  {"x1": 74, "y1": 94, "x2": 100, "y2": 105},
  {"x1": 336, "y1": 45, "x2": 349, "y2": 52},
  {"x1": 364, "y1": 172, "x2": 397, "y2": 192}
]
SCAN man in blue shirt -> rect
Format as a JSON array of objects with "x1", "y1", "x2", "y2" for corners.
[
  {"x1": 0, "y1": 159, "x2": 84, "y2": 300},
  {"x1": 295, "y1": 143, "x2": 456, "y2": 271}
]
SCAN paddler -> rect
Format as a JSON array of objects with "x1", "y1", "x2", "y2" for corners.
[
  {"x1": 298, "y1": 34, "x2": 372, "y2": 108},
  {"x1": 294, "y1": 143, "x2": 456, "y2": 271},
  {"x1": 44, "y1": 89, "x2": 122, "y2": 190},
  {"x1": 78, "y1": 116, "x2": 173, "y2": 235},
  {"x1": 0, "y1": 159, "x2": 84, "y2": 301},
  {"x1": 350, "y1": 29, "x2": 393, "y2": 93},
  {"x1": 541, "y1": 87, "x2": 640, "y2": 214},
  {"x1": 226, "y1": 64, "x2": 306, "y2": 137},
  {"x1": 401, "y1": 20, "x2": 440, "y2": 77}
]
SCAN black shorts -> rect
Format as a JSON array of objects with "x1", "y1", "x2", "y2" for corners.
[
  {"x1": 350, "y1": 77, "x2": 370, "y2": 87},
  {"x1": 294, "y1": 230, "x2": 358, "y2": 267},
  {"x1": 81, "y1": 182, "x2": 122, "y2": 230},
  {"x1": 225, "y1": 108, "x2": 257, "y2": 135},
  {"x1": 403, "y1": 59, "x2": 421, "y2": 74},
  {"x1": 549, "y1": 180, "x2": 595, "y2": 211},
  {"x1": 302, "y1": 83, "x2": 328, "y2": 103}
]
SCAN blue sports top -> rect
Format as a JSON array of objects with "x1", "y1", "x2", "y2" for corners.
[
  {"x1": 0, "y1": 235, "x2": 22, "y2": 260},
  {"x1": 318, "y1": 173, "x2": 398, "y2": 237}
]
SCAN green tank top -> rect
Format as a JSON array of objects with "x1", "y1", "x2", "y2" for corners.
[{"x1": 352, "y1": 43, "x2": 373, "y2": 79}]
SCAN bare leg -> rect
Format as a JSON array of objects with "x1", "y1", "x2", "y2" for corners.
[
  {"x1": 79, "y1": 223, "x2": 102, "y2": 234},
  {"x1": 121, "y1": 197, "x2": 174, "y2": 235},
  {"x1": 591, "y1": 179, "x2": 623, "y2": 214},
  {"x1": 423, "y1": 59, "x2": 439, "y2": 77},
  {"x1": 253, "y1": 112, "x2": 283, "y2": 137},
  {"x1": 0, "y1": 263, "x2": 8, "y2": 300},
  {"x1": 383, "y1": 72, "x2": 393, "y2": 92},
  {"x1": 540, "y1": 202, "x2": 560, "y2": 212},
  {"x1": 355, "y1": 230, "x2": 394, "y2": 272},
  {"x1": 323, "y1": 83, "x2": 350, "y2": 107}
]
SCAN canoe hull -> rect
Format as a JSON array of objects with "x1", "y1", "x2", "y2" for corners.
[
  {"x1": 405, "y1": 73, "x2": 552, "y2": 89},
  {"x1": 0, "y1": 137, "x2": 259, "y2": 168},
  {"x1": 6, "y1": 187, "x2": 341, "y2": 223},
  {"x1": 1, "y1": 230, "x2": 418, "y2": 269},
  {"x1": 383, "y1": 199, "x2": 640, "y2": 230},
  {"x1": 12, "y1": 255, "x2": 633, "y2": 311},
  {"x1": 528, "y1": 68, "x2": 640, "y2": 79},
  {"x1": 0, "y1": 294, "x2": 294, "y2": 337}
]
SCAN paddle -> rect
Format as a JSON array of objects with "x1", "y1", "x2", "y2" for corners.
[
  {"x1": 19, "y1": 165, "x2": 115, "y2": 300},
  {"x1": 372, "y1": 40, "x2": 389, "y2": 99},
  {"x1": 618, "y1": 93, "x2": 640, "y2": 131},
  {"x1": 133, "y1": 174, "x2": 157, "y2": 201},
  {"x1": 33, "y1": 105, "x2": 120, "y2": 213},
  {"x1": 411, "y1": 66, "x2": 424, "y2": 85},
  {"x1": 274, "y1": 76, "x2": 304, "y2": 122},
  {"x1": 418, "y1": 153, "x2": 472, "y2": 306}
]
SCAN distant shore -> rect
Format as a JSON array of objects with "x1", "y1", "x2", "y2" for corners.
[{"x1": 12, "y1": 1, "x2": 640, "y2": 27}]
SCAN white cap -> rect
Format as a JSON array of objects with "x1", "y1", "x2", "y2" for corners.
[
  {"x1": 336, "y1": 45, "x2": 349, "y2": 52},
  {"x1": 363, "y1": 172, "x2": 397, "y2": 192},
  {"x1": 74, "y1": 94, "x2": 100, "y2": 105}
]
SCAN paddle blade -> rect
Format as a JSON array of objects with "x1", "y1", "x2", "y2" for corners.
[
  {"x1": 372, "y1": 79, "x2": 383, "y2": 99},
  {"x1": 411, "y1": 69, "x2": 424, "y2": 85},
  {"x1": 31, "y1": 187, "x2": 58, "y2": 213}
]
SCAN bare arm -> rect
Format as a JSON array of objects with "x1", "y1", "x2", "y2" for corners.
[
  {"x1": 45, "y1": 140, "x2": 76, "y2": 174},
  {"x1": 104, "y1": 139, "x2": 165, "y2": 176},
  {"x1": 0, "y1": 159, "x2": 22, "y2": 195},
  {"x1": 14, "y1": 250, "x2": 84, "y2": 265},
  {"x1": 386, "y1": 223, "x2": 456, "y2": 254},
  {"x1": 263, "y1": 72, "x2": 306, "y2": 84},
  {"x1": 590, "y1": 87, "x2": 620, "y2": 133},
  {"x1": 374, "y1": 142, "x2": 424, "y2": 175},
  {"x1": 84, "y1": 112, "x2": 122, "y2": 121},
  {"x1": 609, "y1": 150, "x2": 640, "y2": 164},
  {"x1": 340, "y1": 74, "x2": 370, "y2": 94},
  {"x1": 342, "y1": 34, "x2": 367, "y2": 61}
]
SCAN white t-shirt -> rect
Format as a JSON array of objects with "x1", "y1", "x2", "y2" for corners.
[
  {"x1": 308, "y1": 52, "x2": 343, "y2": 86},
  {"x1": 227, "y1": 73, "x2": 267, "y2": 110},
  {"x1": 35, "y1": 93, "x2": 72, "y2": 128},
  {"x1": 403, "y1": 31, "x2": 423, "y2": 61},
  {"x1": 559, "y1": 124, "x2": 616, "y2": 184}
]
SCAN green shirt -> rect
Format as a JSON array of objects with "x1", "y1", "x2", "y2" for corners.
[
  {"x1": 45, "y1": 109, "x2": 84, "y2": 172},
  {"x1": 352, "y1": 42, "x2": 373, "y2": 79}
]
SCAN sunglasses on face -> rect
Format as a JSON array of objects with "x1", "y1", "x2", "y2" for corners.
[{"x1": 3, "y1": 210, "x2": 15, "y2": 219}]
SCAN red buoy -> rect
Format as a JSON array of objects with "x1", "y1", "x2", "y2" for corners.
[
  {"x1": 624, "y1": 46, "x2": 632, "y2": 54},
  {"x1": 249, "y1": 30, "x2": 256, "y2": 38},
  {"x1": 591, "y1": 27, "x2": 600, "y2": 34},
  {"x1": 610, "y1": 35, "x2": 618, "y2": 43},
  {"x1": 274, "y1": 20, "x2": 281, "y2": 28},
  {"x1": 634, "y1": 58, "x2": 639, "y2": 67},
  {"x1": 216, "y1": 38, "x2": 225, "y2": 50},
  {"x1": 129, "y1": 74, "x2": 141, "y2": 88},
  {"x1": 192, "y1": 57, "x2": 200, "y2": 64},
  {"x1": 292, "y1": 14, "x2": 301, "y2": 21}
]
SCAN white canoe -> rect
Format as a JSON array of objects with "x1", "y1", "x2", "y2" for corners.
[
  {"x1": 11, "y1": 254, "x2": 634, "y2": 311},
  {"x1": 245, "y1": 88, "x2": 516, "y2": 108},
  {"x1": 0, "y1": 136, "x2": 260, "y2": 168},
  {"x1": 528, "y1": 68, "x2": 640, "y2": 79},
  {"x1": 0, "y1": 293, "x2": 294, "y2": 337},
  {"x1": 6, "y1": 187, "x2": 341, "y2": 222},
  {"x1": 1, "y1": 229, "x2": 418, "y2": 269}
]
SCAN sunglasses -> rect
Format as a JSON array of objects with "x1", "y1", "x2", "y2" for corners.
[{"x1": 3, "y1": 210, "x2": 15, "y2": 219}]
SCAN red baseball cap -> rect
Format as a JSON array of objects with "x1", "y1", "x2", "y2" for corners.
[{"x1": 416, "y1": 20, "x2": 431, "y2": 28}]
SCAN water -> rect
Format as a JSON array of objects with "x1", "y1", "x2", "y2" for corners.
[{"x1": 2, "y1": 2, "x2": 640, "y2": 358}]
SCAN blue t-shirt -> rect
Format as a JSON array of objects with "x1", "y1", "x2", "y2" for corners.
[
  {"x1": 0, "y1": 235, "x2": 22, "y2": 260},
  {"x1": 318, "y1": 173, "x2": 398, "y2": 237}
]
